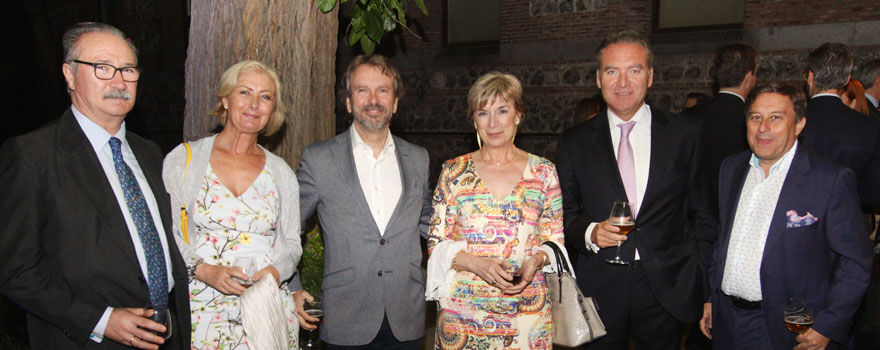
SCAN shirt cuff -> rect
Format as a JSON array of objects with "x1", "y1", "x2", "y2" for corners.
[
  {"x1": 90, "y1": 307, "x2": 113, "y2": 343},
  {"x1": 584, "y1": 222, "x2": 601, "y2": 253},
  {"x1": 426, "y1": 240, "x2": 467, "y2": 301}
]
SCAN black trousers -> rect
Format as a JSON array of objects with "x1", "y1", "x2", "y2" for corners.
[
  {"x1": 324, "y1": 313, "x2": 419, "y2": 350},
  {"x1": 582, "y1": 265, "x2": 684, "y2": 350}
]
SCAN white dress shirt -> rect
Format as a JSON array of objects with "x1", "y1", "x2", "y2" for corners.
[
  {"x1": 812, "y1": 92, "x2": 841, "y2": 99},
  {"x1": 585, "y1": 104, "x2": 652, "y2": 259},
  {"x1": 72, "y1": 106, "x2": 175, "y2": 342},
  {"x1": 721, "y1": 142, "x2": 799, "y2": 301},
  {"x1": 351, "y1": 126, "x2": 402, "y2": 236},
  {"x1": 719, "y1": 90, "x2": 745, "y2": 102},
  {"x1": 865, "y1": 93, "x2": 878, "y2": 109}
]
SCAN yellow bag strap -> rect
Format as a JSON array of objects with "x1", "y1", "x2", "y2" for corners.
[{"x1": 180, "y1": 143, "x2": 192, "y2": 244}]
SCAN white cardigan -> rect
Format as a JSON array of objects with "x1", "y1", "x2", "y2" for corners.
[{"x1": 162, "y1": 135, "x2": 301, "y2": 281}]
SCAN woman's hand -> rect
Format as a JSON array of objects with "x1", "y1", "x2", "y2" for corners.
[
  {"x1": 501, "y1": 252, "x2": 547, "y2": 295},
  {"x1": 252, "y1": 265, "x2": 280, "y2": 285},
  {"x1": 456, "y1": 252, "x2": 515, "y2": 290},
  {"x1": 193, "y1": 263, "x2": 250, "y2": 295}
]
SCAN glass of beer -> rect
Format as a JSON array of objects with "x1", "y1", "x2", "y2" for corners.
[
  {"x1": 605, "y1": 201, "x2": 635, "y2": 266},
  {"x1": 783, "y1": 297, "x2": 814, "y2": 334}
]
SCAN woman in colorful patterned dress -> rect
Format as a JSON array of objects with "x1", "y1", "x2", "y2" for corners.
[
  {"x1": 163, "y1": 61, "x2": 301, "y2": 349},
  {"x1": 426, "y1": 72, "x2": 566, "y2": 349}
]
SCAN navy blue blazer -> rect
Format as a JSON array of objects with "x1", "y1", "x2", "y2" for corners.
[{"x1": 708, "y1": 147, "x2": 873, "y2": 348}]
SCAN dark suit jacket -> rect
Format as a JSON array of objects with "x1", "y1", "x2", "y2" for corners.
[
  {"x1": 0, "y1": 110, "x2": 190, "y2": 349},
  {"x1": 866, "y1": 96, "x2": 880, "y2": 118},
  {"x1": 708, "y1": 148, "x2": 873, "y2": 348},
  {"x1": 801, "y1": 95, "x2": 880, "y2": 208},
  {"x1": 683, "y1": 93, "x2": 749, "y2": 266},
  {"x1": 556, "y1": 107, "x2": 712, "y2": 327}
]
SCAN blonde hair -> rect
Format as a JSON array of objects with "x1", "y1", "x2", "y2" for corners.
[
  {"x1": 210, "y1": 60, "x2": 286, "y2": 136},
  {"x1": 467, "y1": 72, "x2": 525, "y2": 122}
]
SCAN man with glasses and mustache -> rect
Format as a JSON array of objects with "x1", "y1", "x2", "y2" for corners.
[
  {"x1": 0, "y1": 22, "x2": 189, "y2": 349},
  {"x1": 290, "y1": 54, "x2": 431, "y2": 350}
]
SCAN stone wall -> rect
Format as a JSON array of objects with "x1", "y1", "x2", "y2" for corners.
[{"x1": 335, "y1": 1, "x2": 880, "y2": 183}]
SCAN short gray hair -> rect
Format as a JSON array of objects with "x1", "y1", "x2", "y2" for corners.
[
  {"x1": 595, "y1": 30, "x2": 654, "y2": 69},
  {"x1": 807, "y1": 43, "x2": 853, "y2": 91},
  {"x1": 858, "y1": 59, "x2": 880, "y2": 89},
  {"x1": 62, "y1": 22, "x2": 138, "y2": 71}
]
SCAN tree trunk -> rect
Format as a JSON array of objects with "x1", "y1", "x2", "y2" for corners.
[{"x1": 184, "y1": 0, "x2": 338, "y2": 167}]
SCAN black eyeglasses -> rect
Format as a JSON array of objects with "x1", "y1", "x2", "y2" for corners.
[{"x1": 72, "y1": 59, "x2": 140, "y2": 82}]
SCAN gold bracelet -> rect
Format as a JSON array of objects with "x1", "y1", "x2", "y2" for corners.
[
  {"x1": 536, "y1": 252, "x2": 548, "y2": 271},
  {"x1": 452, "y1": 251, "x2": 465, "y2": 272}
]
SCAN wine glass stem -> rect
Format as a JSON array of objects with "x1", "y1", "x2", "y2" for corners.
[{"x1": 615, "y1": 241, "x2": 622, "y2": 259}]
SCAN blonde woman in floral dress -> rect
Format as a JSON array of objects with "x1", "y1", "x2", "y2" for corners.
[
  {"x1": 164, "y1": 61, "x2": 301, "y2": 349},
  {"x1": 426, "y1": 72, "x2": 567, "y2": 349}
]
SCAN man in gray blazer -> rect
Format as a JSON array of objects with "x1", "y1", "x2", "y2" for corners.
[{"x1": 291, "y1": 54, "x2": 431, "y2": 349}]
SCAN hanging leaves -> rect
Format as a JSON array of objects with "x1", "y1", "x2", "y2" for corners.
[{"x1": 318, "y1": 0, "x2": 428, "y2": 55}]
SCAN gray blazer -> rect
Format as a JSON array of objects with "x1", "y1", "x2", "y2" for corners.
[{"x1": 292, "y1": 126, "x2": 430, "y2": 345}]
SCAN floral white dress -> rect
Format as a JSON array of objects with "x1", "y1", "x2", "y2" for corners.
[{"x1": 189, "y1": 164, "x2": 298, "y2": 349}]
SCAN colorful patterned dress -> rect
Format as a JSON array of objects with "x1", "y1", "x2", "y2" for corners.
[
  {"x1": 428, "y1": 154, "x2": 565, "y2": 350},
  {"x1": 189, "y1": 164, "x2": 298, "y2": 349}
]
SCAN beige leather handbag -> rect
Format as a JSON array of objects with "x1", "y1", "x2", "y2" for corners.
[{"x1": 543, "y1": 242, "x2": 606, "y2": 346}]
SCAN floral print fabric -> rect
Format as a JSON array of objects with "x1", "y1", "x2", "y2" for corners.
[
  {"x1": 189, "y1": 164, "x2": 298, "y2": 349},
  {"x1": 428, "y1": 154, "x2": 565, "y2": 350}
]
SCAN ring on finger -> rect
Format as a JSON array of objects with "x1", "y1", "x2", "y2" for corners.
[{"x1": 129, "y1": 336, "x2": 136, "y2": 344}]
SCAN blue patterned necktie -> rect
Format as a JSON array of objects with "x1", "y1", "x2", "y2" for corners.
[{"x1": 109, "y1": 137, "x2": 168, "y2": 310}]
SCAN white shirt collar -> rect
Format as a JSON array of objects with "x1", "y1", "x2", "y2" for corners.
[
  {"x1": 866, "y1": 93, "x2": 879, "y2": 109},
  {"x1": 71, "y1": 104, "x2": 126, "y2": 153},
  {"x1": 607, "y1": 103, "x2": 652, "y2": 129},
  {"x1": 350, "y1": 125, "x2": 395, "y2": 154},
  {"x1": 749, "y1": 140, "x2": 799, "y2": 173},
  {"x1": 719, "y1": 90, "x2": 745, "y2": 102},
  {"x1": 811, "y1": 92, "x2": 841, "y2": 99}
]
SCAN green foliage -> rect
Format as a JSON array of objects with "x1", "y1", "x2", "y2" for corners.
[
  {"x1": 299, "y1": 225, "x2": 325, "y2": 296},
  {"x1": 318, "y1": 0, "x2": 428, "y2": 55}
]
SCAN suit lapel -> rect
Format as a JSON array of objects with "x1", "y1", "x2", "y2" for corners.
[
  {"x1": 720, "y1": 157, "x2": 750, "y2": 253},
  {"x1": 640, "y1": 108, "x2": 671, "y2": 218},
  {"x1": 590, "y1": 112, "x2": 629, "y2": 204},
  {"x1": 330, "y1": 128, "x2": 380, "y2": 231},
  {"x1": 385, "y1": 137, "x2": 411, "y2": 232},
  {"x1": 762, "y1": 148, "x2": 811, "y2": 261},
  {"x1": 57, "y1": 111, "x2": 140, "y2": 268}
]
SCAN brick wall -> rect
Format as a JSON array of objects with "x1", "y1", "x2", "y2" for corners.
[
  {"x1": 745, "y1": 0, "x2": 880, "y2": 28},
  {"x1": 335, "y1": 0, "x2": 880, "y2": 181},
  {"x1": 501, "y1": 0, "x2": 649, "y2": 44}
]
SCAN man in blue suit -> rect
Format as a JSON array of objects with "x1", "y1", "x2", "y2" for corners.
[{"x1": 699, "y1": 81, "x2": 873, "y2": 349}]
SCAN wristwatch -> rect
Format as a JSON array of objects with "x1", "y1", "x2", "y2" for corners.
[{"x1": 187, "y1": 258, "x2": 205, "y2": 282}]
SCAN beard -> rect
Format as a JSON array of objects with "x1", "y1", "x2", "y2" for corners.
[{"x1": 352, "y1": 103, "x2": 392, "y2": 130}]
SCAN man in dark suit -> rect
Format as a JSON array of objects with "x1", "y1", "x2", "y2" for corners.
[
  {"x1": 857, "y1": 58, "x2": 880, "y2": 118},
  {"x1": 801, "y1": 43, "x2": 880, "y2": 211},
  {"x1": 0, "y1": 22, "x2": 189, "y2": 349},
  {"x1": 557, "y1": 31, "x2": 711, "y2": 349},
  {"x1": 699, "y1": 81, "x2": 872, "y2": 349},
  {"x1": 684, "y1": 43, "x2": 757, "y2": 267}
]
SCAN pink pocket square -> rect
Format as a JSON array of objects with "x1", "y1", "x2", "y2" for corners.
[{"x1": 786, "y1": 210, "x2": 818, "y2": 228}]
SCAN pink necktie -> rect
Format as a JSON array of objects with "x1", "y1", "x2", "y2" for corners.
[{"x1": 617, "y1": 122, "x2": 637, "y2": 210}]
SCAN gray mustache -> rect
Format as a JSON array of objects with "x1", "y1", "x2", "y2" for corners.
[{"x1": 103, "y1": 90, "x2": 131, "y2": 100}]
